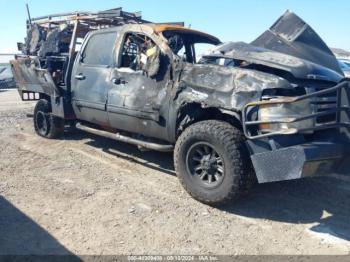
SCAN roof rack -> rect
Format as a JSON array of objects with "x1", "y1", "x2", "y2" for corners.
[
  {"x1": 22, "y1": 7, "x2": 185, "y2": 59},
  {"x1": 28, "y1": 7, "x2": 149, "y2": 28},
  {"x1": 28, "y1": 7, "x2": 184, "y2": 29}
]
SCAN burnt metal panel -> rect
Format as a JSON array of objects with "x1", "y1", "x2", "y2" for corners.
[
  {"x1": 252, "y1": 11, "x2": 343, "y2": 76},
  {"x1": 203, "y1": 42, "x2": 343, "y2": 82},
  {"x1": 70, "y1": 64, "x2": 112, "y2": 125},
  {"x1": 10, "y1": 57, "x2": 60, "y2": 97},
  {"x1": 29, "y1": 7, "x2": 150, "y2": 26},
  {"x1": 176, "y1": 63, "x2": 293, "y2": 111}
]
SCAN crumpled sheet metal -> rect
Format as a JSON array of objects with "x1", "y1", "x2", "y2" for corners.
[
  {"x1": 177, "y1": 63, "x2": 291, "y2": 110},
  {"x1": 204, "y1": 42, "x2": 343, "y2": 82},
  {"x1": 11, "y1": 57, "x2": 59, "y2": 97},
  {"x1": 252, "y1": 10, "x2": 343, "y2": 75}
]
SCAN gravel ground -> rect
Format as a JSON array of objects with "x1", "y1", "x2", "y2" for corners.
[{"x1": 0, "y1": 89, "x2": 350, "y2": 256}]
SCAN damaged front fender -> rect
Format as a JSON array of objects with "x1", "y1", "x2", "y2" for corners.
[{"x1": 176, "y1": 63, "x2": 293, "y2": 111}]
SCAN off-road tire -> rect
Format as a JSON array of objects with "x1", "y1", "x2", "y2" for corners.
[
  {"x1": 174, "y1": 120, "x2": 253, "y2": 206},
  {"x1": 34, "y1": 99, "x2": 64, "y2": 139}
]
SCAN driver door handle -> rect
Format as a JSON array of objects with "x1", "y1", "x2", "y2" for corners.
[
  {"x1": 112, "y1": 78, "x2": 128, "y2": 85},
  {"x1": 75, "y1": 74, "x2": 86, "y2": 80}
]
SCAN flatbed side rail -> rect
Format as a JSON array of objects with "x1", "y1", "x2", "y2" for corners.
[
  {"x1": 242, "y1": 80, "x2": 350, "y2": 140},
  {"x1": 29, "y1": 8, "x2": 148, "y2": 25}
]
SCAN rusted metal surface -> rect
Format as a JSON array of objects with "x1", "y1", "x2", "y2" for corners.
[
  {"x1": 153, "y1": 25, "x2": 221, "y2": 45},
  {"x1": 29, "y1": 8, "x2": 147, "y2": 26},
  {"x1": 68, "y1": 20, "x2": 79, "y2": 61},
  {"x1": 17, "y1": 7, "x2": 152, "y2": 65},
  {"x1": 11, "y1": 57, "x2": 60, "y2": 96}
]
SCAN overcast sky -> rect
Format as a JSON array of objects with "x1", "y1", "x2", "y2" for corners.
[{"x1": 0, "y1": 0, "x2": 349, "y2": 56}]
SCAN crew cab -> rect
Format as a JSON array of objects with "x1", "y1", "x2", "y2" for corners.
[{"x1": 11, "y1": 9, "x2": 350, "y2": 205}]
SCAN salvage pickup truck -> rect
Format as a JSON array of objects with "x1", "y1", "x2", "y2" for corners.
[{"x1": 11, "y1": 8, "x2": 350, "y2": 205}]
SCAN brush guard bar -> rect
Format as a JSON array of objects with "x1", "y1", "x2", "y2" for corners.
[{"x1": 243, "y1": 80, "x2": 350, "y2": 140}]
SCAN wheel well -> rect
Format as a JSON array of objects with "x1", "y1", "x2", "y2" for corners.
[
  {"x1": 39, "y1": 93, "x2": 51, "y2": 102},
  {"x1": 176, "y1": 103, "x2": 242, "y2": 138},
  {"x1": 38, "y1": 94, "x2": 52, "y2": 110}
]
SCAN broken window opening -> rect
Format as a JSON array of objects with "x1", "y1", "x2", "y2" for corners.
[
  {"x1": 162, "y1": 31, "x2": 217, "y2": 64},
  {"x1": 120, "y1": 33, "x2": 161, "y2": 78},
  {"x1": 81, "y1": 32, "x2": 118, "y2": 66}
]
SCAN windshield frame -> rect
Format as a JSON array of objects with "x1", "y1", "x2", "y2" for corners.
[{"x1": 160, "y1": 29, "x2": 221, "y2": 64}]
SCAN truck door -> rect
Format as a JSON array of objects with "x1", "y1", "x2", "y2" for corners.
[
  {"x1": 71, "y1": 31, "x2": 118, "y2": 125},
  {"x1": 107, "y1": 32, "x2": 171, "y2": 140}
]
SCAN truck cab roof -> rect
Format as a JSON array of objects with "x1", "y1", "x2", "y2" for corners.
[
  {"x1": 88, "y1": 23, "x2": 221, "y2": 46},
  {"x1": 152, "y1": 24, "x2": 221, "y2": 45}
]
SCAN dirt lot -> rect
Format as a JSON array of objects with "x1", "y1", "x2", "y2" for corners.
[{"x1": 0, "y1": 89, "x2": 350, "y2": 256}]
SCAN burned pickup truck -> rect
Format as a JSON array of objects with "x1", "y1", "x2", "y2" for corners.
[{"x1": 11, "y1": 8, "x2": 350, "y2": 205}]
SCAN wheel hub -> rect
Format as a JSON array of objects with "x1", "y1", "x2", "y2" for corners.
[
  {"x1": 201, "y1": 155, "x2": 218, "y2": 172},
  {"x1": 186, "y1": 142, "x2": 225, "y2": 188}
]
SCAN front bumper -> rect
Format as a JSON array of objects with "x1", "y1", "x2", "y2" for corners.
[
  {"x1": 250, "y1": 140, "x2": 349, "y2": 183},
  {"x1": 243, "y1": 80, "x2": 350, "y2": 183}
]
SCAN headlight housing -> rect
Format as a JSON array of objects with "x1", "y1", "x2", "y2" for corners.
[{"x1": 258, "y1": 98, "x2": 315, "y2": 134}]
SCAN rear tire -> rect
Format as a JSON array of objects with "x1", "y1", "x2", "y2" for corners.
[
  {"x1": 34, "y1": 99, "x2": 64, "y2": 139},
  {"x1": 174, "y1": 120, "x2": 253, "y2": 206}
]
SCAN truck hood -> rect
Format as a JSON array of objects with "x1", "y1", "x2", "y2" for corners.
[{"x1": 203, "y1": 11, "x2": 344, "y2": 82}]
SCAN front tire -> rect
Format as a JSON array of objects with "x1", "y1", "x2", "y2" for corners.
[
  {"x1": 174, "y1": 120, "x2": 253, "y2": 206},
  {"x1": 34, "y1": 99, "x2": 64, "y2": 139}
]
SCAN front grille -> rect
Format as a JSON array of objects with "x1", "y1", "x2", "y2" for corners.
[
  {"x1": 307, "y1": 87, "x2": 338, "y2": 124},
  {"x1": 243, "y1": 81, "x2": 349, "y2": 140}
]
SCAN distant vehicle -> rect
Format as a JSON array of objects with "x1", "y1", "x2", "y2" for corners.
[
  {"x1": 11, "y1": 8, "x2": 350, "y2": 205},
  {"x1": 0, "y1": 63, "x2": 16, "y2": 89},
  {"x1": 339, "y1": 59, "x2": 350, "y2": 67},
  {"x1": 338, "y1": 60, "x2": 350, "y2": 78}
]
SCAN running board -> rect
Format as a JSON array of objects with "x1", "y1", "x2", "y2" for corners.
[{"x1": 75, "y1": 123, "x2": 174, "y2": 152}]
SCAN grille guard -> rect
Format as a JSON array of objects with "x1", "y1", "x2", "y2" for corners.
[{"x1": 243, "y1": 80, "x2": 350, "y2": 140}]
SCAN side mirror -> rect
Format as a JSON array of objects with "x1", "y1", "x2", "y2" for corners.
[{"x1": 17, "y1": 42, "x2": 25, "y2": 52}]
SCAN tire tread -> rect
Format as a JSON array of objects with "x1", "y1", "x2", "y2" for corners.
[
  {"x1": 34, "y1": 99, "x2": 64, "y2": 139},
  {"x1": 174, "y1": 120, "x2": 253, "y2": 205}
]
